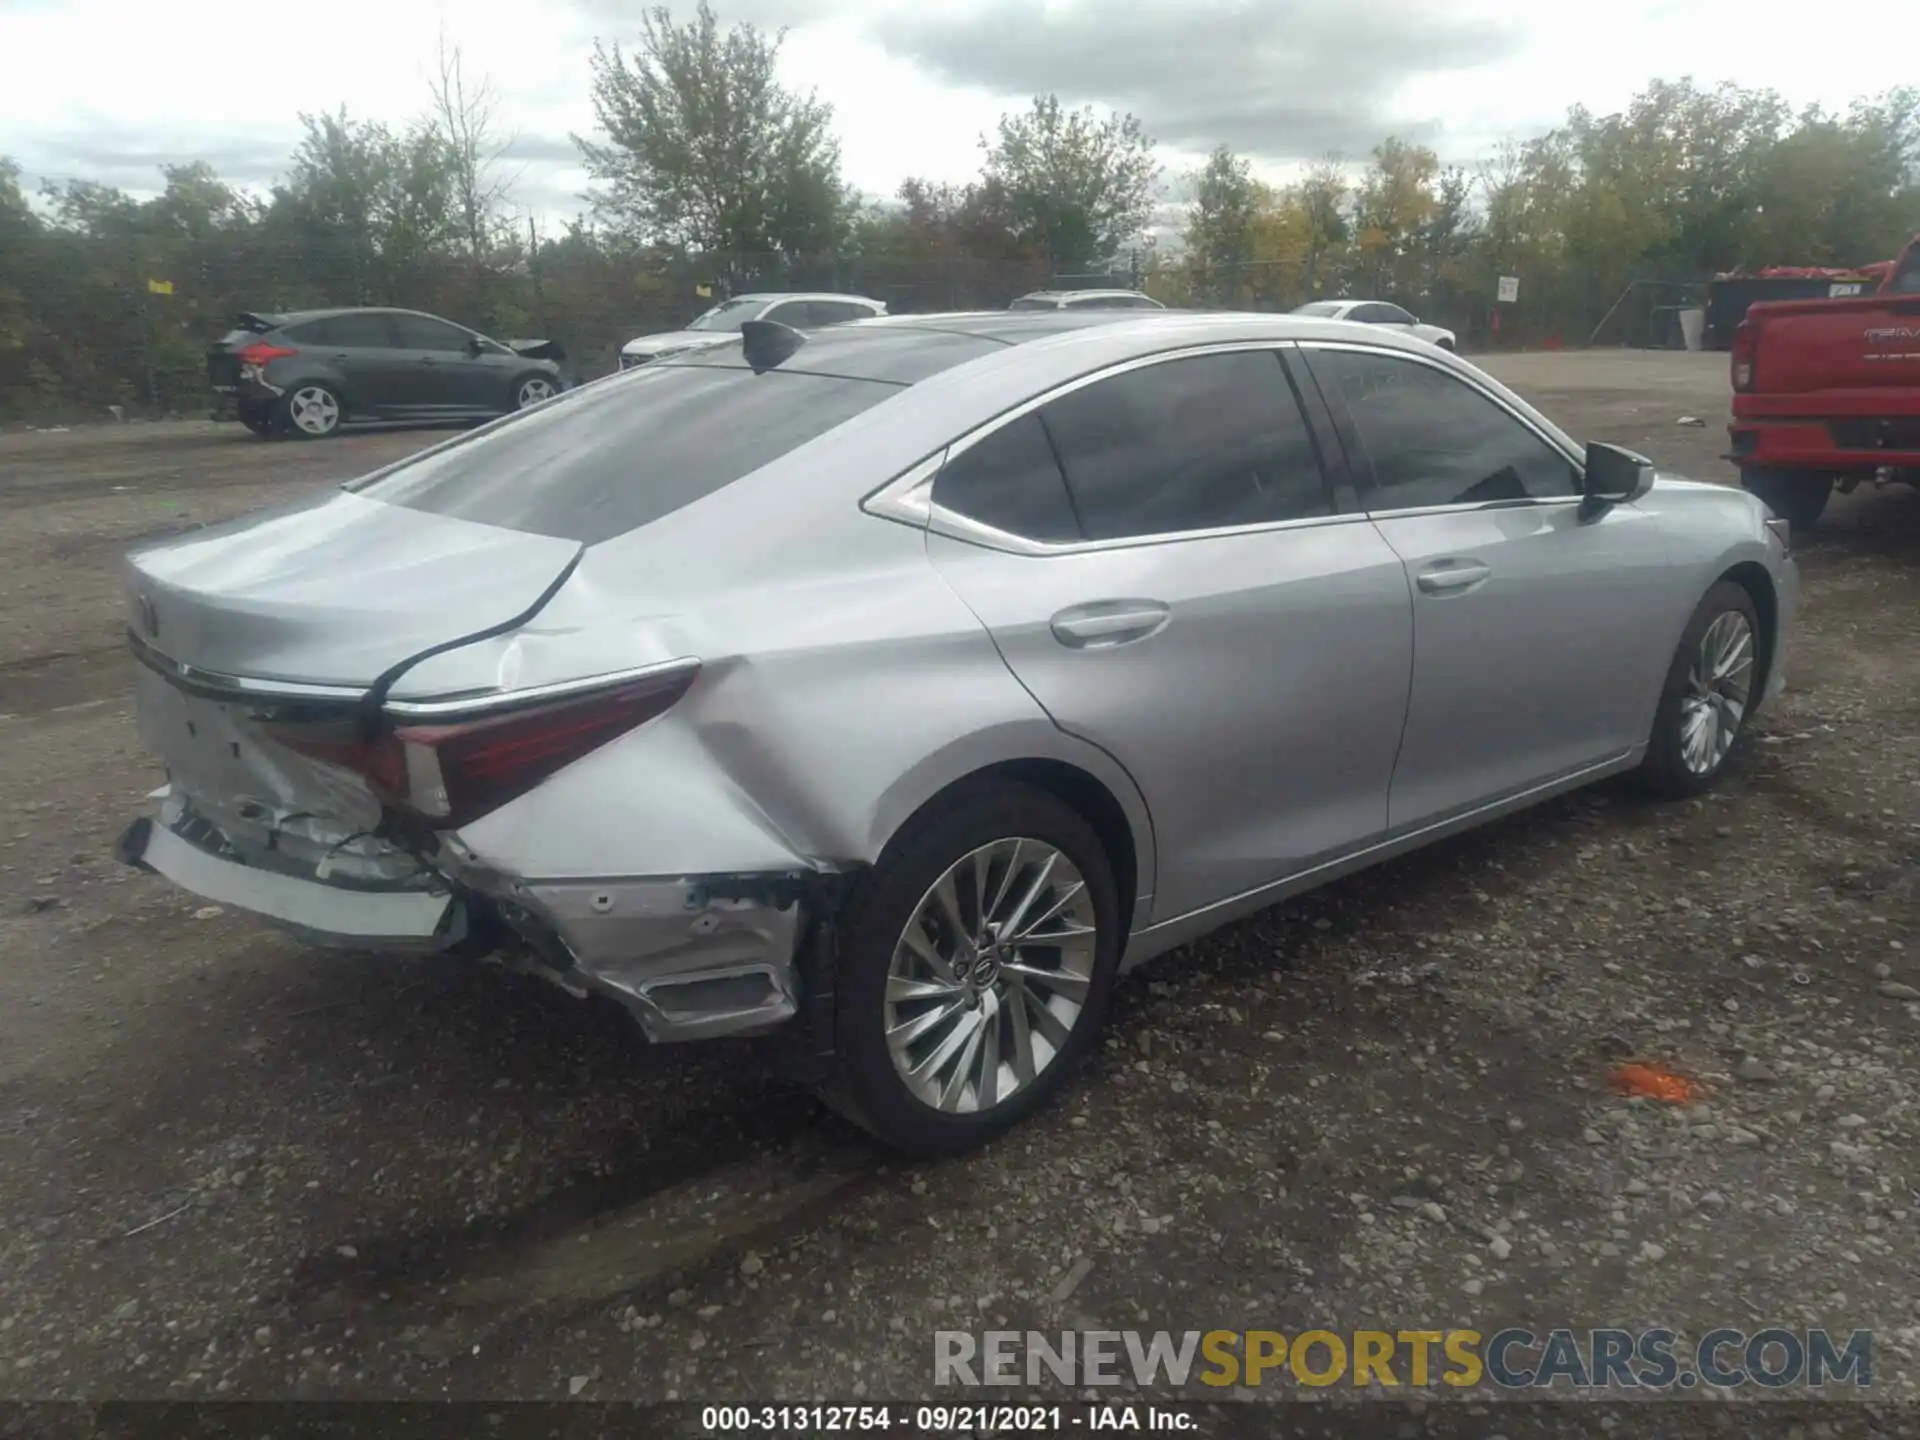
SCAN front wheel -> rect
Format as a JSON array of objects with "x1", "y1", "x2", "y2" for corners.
[
  {"x1": 1637, "y1": 580, "x2": 1762, "y2": 798},
  {"x1": 513, "y1": 374, "x2": 557, "y2": 410},
  {"x1": 1740, "y1": 467, "x2": 1831, "y2": 530},
  {"x1": 817, "y1": 783, "x2": 1123, "y2": 1155}
]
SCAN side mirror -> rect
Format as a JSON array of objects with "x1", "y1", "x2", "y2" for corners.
[{"x1": 1580, "y1": 441, "x2": 1655, "y2": 518}]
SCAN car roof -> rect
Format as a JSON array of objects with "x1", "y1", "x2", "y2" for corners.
[
  {"x1": 662, "y1": 307, "x2": 1440, "y2": 387},
  {"x1": 723, "y1": 292, "x2": 884, "y2": 306},
  {"x1": 1015, "y1": 289, "x2": 1154, "y2": 301}
]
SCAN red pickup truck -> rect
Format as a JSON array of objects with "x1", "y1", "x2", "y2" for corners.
[{"x1": 1728, "y1": 232, "x2": 1920, "y2": 527}]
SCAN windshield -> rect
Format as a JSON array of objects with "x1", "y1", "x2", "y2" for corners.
[
  {"x1": 686, "y1": 298, "x2": 765, "y2": 332},
  {"x1": 1294, "y1": 302, "x2": 1346, "y2": 317}
]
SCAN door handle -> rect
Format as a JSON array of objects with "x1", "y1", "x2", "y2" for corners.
[
  {"x1": 1050, "y1": 600, "x2": 1171, "y2": 649},
  {"x1": 1415, "y1": 560, "x2": 1491, "y2": 595}
]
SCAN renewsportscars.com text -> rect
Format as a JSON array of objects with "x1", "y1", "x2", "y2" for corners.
[{"x1": 934, "y1": 1327, "x2": 1872, "y2": 1391}]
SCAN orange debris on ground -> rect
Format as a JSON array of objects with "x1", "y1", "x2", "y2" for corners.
[{"x1": 1609, "y1": 1062, "x2": 1704, "y2": 1104}]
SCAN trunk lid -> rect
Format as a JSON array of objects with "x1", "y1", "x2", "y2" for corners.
[
  {"x1": 206, "y1": 313, "x2": 282, "y2": 392},
  {"x1": 1747, "y1": 293, "x2": 1920, "y2": 397},
  {"x1": 128, "y1": 485, "x2": 582, "y2": 881},
  {"x1": 126, "y1": 486, "x2": 582, "y2": 687}
]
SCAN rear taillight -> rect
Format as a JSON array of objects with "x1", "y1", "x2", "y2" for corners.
[
  {"x1": 235, "y1": 342, "x2": 299, "y2": 366},
  {"x1": 1730, "y1": 319, "x2": 1757, "y2": 392},
  {"x1": 269, "y1": 667, "x2": 698, "y2": 829}
]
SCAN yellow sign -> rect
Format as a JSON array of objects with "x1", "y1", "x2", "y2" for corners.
[
  {"x1": 694, "y1": 283, "x2": 712, "y2": 298},
  {"x1": 146, "y1": 279, "x2": 174, "y2": 295}
]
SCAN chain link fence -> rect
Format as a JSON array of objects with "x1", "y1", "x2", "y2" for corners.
[{"x1": 0, "y1": 231, "x2": 1706, "y2": 424}]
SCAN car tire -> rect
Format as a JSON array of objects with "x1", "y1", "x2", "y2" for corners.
[
  {"x1": 513, "y1": 373, "x2": 558, "y2": 410},
  {"x1": 1740, "y1": 467, "x2": 1831, "y2": 530},
  {"x1": 1636, "y1": 579, "x2": 1763, "y2": 799},
  {"x1": 277, "y1": 382, "x2": 344, "y2": 440},
  {"x1": 816, "y1": 782, "x2": 1123, "y2": 1155}
]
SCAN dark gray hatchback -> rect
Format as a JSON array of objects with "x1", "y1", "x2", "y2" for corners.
[{"x1": 207, "y1": 307, "x2": 568, "y2": 439}]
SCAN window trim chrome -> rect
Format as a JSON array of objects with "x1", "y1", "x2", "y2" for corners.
[
  {"x1": 861, "y1": 338, "x2": 1375, "y2": 556},
  {"x1": 1293, "y1": 338, "x2": 1590, "y2": 517}
]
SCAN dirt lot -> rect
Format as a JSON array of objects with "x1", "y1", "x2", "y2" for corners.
[{"x1": 1, "y1": 352, "x2": 1917, "y2": 1421}]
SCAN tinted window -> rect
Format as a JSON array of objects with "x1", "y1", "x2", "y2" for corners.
[
  {"x1": 758, "y1": 300, "x2": 809, "y2": 326},
  {"x1": 804, "y1": 301, "x2": 871, "y2": 326},
  {"x1": 313, "y1": 313, "x2": 396, "y2": 348},
  {"x1": 1294, "y1": 301, "x2": 1345, "y2": 317},
  {"x1": 686, "y1": 298, "x2": 763, "y2": 333},
  {"x1": 1039, "y1": 350, "x2": 1332, "y2": 540},
  {"x1": 934, "y1": 412, "x2": 1082, "y2": 542},
  {"x1": 391, "y1": 313, "x2": 470, "y2": 351},
  {"x1": 1008, "y1": 297, "x2": 1058, "y2": 311},
  {"x1": 1373, "y1": 304, "x2": 1417, "y2": 325},
  {"x1": 1310, "y1": 349, "x2": 1581, "y2": 508},
  {"x1": 355, "y1": 366, "x2": 899, "y2": 544}
]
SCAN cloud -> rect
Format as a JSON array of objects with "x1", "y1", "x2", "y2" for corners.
[
  {"x1": 13, "y1": 120, "x2": 295, "y2": 194},
  {"x1": 568, "y1": 0, "x2": 838, "y2": 37},
  {"x1": 871, "y1": 0, "x2": 1531, "y2": 164}
]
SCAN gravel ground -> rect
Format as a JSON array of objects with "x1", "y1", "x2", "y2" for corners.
[{"x1": 1, "y1": 353, "x2": 1917, "y2": 1425}]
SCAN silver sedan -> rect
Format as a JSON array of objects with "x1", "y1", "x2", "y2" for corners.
[{"x1": 117, "y1": 309, "x2": 1796, "y2": 1153}]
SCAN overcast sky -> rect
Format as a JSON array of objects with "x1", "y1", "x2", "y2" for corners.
[{"x1": 2, "y1": 0, "x2": 1915, "y2": 226}]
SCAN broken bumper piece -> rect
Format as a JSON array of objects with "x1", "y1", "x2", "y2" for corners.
[
  {"x1": 116, "y1": 815, "x2": 460, "y2": 949},
  {"x1": 116, "y1": 813, "x2": 815, "y2": 1045}
]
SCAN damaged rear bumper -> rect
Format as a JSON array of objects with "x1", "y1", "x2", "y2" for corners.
[
  {"x1": 116, "y1": 814, "x2": 461, "y2": 949},
  {"x1": 115, "y1": 802, "x2": 816, "y2": 1044}
]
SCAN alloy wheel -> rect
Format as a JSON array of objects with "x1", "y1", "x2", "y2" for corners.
[
  {"x1": 883, "y1": 837, "x2": 1099, "y2": 1115},
  {"x1": 517, "y1": 377, "x2": 556, "y2": 408},
  {"x1": 288, "y1": 386, "x2": 340, "y2": 437},
  {"x1": 1680, "y1": 610, "x2": 1754, "y2": 775}
]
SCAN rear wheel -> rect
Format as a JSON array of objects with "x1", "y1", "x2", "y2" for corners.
[
  {"x1": 1638, "y1": 580, "x2": 1762, "y2": 798},
  {"x1": 1740, "y1": 467, "x2": 1831, "y2": 529},
  {"x1": 817, "y1": 783, "x2": 1122, "y2": 1155},
  {"x1": 279, "y1": 383, "x2": 343, "y2": 440}
]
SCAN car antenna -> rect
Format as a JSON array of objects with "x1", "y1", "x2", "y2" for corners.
[{"x1": 740, "y1": 318, "x2": 807, "y2": 373}]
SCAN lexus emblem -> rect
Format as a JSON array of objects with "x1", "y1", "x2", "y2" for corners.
[{"x1": 136, "y1": 594, "x2": 159, "y2": 638}]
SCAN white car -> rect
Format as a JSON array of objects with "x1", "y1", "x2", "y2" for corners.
[
  {"x1": 1009, "y1": 289, "x2": 1164, "y2": 312},
  {"x1": 1293, "y1": 299, "x2": 1457, "y2": 351},
  {"x1": 619, "y1": 293, "x2": 887, "y2": 369}
]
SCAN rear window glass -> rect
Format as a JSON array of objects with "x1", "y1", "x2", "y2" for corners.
[{"x1": 353, "y1": 364, "x2": 899, "y2": 544}]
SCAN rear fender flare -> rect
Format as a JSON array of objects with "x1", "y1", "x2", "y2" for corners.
[{"x1": 864, "y1": 720, "x2": 1158, "y2": 933}]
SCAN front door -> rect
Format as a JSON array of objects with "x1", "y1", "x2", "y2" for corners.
[
  {"x1": 925, "y1": 347, "x2": 1414, "y2": 924},
  {"x1": 389, "y1": 312, "x2": 494, "y2": 414},
  {"x1": 1300, "y1": 342, "x2": 1682, "y2": 834}
]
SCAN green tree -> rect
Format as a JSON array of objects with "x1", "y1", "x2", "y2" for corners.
[
  {"x1": 1182, "y1": 146, "x2": 1262, "y2": 303},
  {"x1": 575, "y1": 0, "x2": 848, "y2": 267},
  {"x1": 981, "y1": 95, "x2": 1159, "y2": 272}
]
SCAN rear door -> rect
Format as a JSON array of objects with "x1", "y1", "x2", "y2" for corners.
[
  {"x1": 926, "y1": 345, "x2": 1413, "y2": 923},
  {"x1": 288, "y1": 312, "x2": 411, "y2": 414},
  {"x1": 1299, "y1": 341, "x2": 1681, "y2": 834}
]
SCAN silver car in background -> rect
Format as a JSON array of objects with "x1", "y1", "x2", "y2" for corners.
[{"x1": 118, "y1": 309, "x2": 1796, "y2": 1153}]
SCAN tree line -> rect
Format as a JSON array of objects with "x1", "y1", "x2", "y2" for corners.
[{"x1": 1, "y1": 0, "x2": 1915, "y2": 420}]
